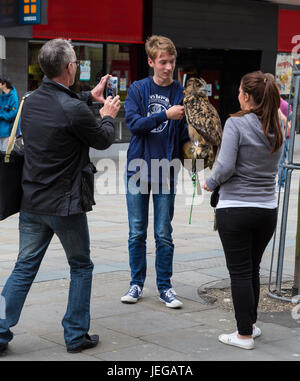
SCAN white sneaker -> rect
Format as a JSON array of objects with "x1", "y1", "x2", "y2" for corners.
[
  {"x1": 218, "y1": 331, "x2": 254, "y2": 350},
  {"x1": 121, "y1": 285, "x2": 143, "y2": 303},
  {"x1": 252, "y1": 325, "x2": 261, "y2": 339}
]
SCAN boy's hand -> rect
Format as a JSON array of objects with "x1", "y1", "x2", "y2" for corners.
[{"x1": 166, "y1": 105, "x2": 185, "y2": 120}]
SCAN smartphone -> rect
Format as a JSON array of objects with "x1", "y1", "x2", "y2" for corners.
[{"x1": 106, "y1": 77, "x2": 118, "y2": 98}]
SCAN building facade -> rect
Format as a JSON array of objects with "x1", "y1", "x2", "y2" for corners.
[{"x1": 0, "y1": 0, "x2": 299, "y2": 152}]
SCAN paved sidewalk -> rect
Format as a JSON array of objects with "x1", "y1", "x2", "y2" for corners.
[{"x1": 0, "y1": 152, "x2": 300, "y2": 362}]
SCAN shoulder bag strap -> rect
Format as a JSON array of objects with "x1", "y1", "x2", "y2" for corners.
[{"x1": 5, "y1": 93, "x2": 30, "y2": 163}]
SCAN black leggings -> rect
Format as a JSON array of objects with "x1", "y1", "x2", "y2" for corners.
[{"x1": 216, "y1": 207, "x2": 277, "y2": 335}]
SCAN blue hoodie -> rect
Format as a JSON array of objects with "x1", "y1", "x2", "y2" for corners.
[
  {"x1": 0, "y1": 87, "x2": 19, "y2": 137},
  {"x1": 125, "y1": 76, "x2": 189, "y2": 182}
]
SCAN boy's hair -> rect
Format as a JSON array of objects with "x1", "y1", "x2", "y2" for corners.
[{"x1": 145, "y1": 35, "x2": 177, "y2": 61}]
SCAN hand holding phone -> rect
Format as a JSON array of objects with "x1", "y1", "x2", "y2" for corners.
[
  {"x1": 100, "y1": 95, "x2": 120, "y2": 119},
  {"x1": 91, "y1": 74, "x2": 110, "y2": 103}
]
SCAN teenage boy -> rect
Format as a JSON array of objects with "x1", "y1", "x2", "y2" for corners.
[{"x1": 121, "y1": 35, "x2": 189, "y2": 308}]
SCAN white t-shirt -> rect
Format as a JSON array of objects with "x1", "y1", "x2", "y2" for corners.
[{"x1": 216, "y1": 199, "x2": 277, "y2": 209}]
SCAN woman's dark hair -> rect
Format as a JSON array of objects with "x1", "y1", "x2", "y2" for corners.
[
  {"x1": 232, "y1": 71, "x2": 283, "y2": 153},
  {"x1": 0, "y1": 77, "x2": 13, "y2": 89}
]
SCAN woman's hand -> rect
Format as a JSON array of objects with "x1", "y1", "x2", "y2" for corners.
[{"x1": 202, "y1": 180, "x2": 212, "y2": 192}]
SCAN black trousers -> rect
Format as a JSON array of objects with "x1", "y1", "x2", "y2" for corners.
[{"x1": 216, "y1": 207, "x2": 277, "y2": 335}]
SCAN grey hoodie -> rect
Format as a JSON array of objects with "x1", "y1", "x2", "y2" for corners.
[{"x1": 206, "y1": 113, "x2": 283, "y2": 202}]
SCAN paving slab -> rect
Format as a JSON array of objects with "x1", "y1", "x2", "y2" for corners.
[
  {"x1": 95, "y1": 342, "x2": 200, "y2": 361},
  {"x1": 40, "y1": 326, "x2": 142, "y2": 356},
  {"x1": 0, "y1": 150, "x2": 299, "y2": 362},
  {"x1": 141, "y1": 326, "x2": 225, "y2": 356},
  {"x1": 94, "y1": 310, "x2": 199, "y2": 338}
]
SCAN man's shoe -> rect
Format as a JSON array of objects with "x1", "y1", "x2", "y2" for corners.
[
  {"x1": 159, "y1": 288, "x2": 183, "y2": 308},
  {"x1": 0, "y1": 343, "x2": 8, "y2": 354},
  {"x1": 67, "y1": 334, "x2": 99, "y2": 353},
  {"x1": 121, "y1": 285, "x2": 143, "y2": 303}
]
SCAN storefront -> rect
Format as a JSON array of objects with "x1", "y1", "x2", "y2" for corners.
[
  {"x1": 151, "y1": 0, "x2": 279, "y2": 124},
  {"x1": 276, "y1": 9, "x2": 300, "y2": 96},
  {"x1": 1, "y1": 0, "x2": 300, "y2": 148},
  {"x1": 0, "y1": 0, "x2": 148, "y2": 146},
  {"x1": 275, "y1": 7, "x2": 300, "y2": 133},
  {"x1": 175, "y1": 48, "x2": 262, "y2": 125},
  {"x1": 24, "y1": 0, "x2": 146, "y2": 144}
]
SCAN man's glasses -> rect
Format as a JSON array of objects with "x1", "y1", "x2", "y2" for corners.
[{"x1": 71, "y1": 60, "x2": 80, "y2": 68}]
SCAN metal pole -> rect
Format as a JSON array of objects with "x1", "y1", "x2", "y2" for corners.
[
  {"x1": 269, "y1": 70, "x2": 300, "y2": 301},
  {"x1": 275, "y1": 168, "x2": 292, "y2": 293},
  {"x1": 288, "y1": 73, "x2": 300, "y2": 165}
]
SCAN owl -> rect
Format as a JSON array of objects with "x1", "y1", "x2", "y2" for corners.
[{"x1": 182, "y1": 77, "x2": 222, "y2": 170}]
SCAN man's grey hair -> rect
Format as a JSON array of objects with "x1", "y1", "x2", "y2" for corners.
[{"x1": 38, "y1": 38, "x2": 75, "y2": 79}]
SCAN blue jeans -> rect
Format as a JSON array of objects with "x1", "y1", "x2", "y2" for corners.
[
  {"x1": 0, "y1": 211, "x2": 94, "y2": 350},
  {"x1": 126, "y1": 178, "x2": 175, "y2": 292},
  {"x1": 278, "y1": 139, "x2": 289, "y2": 187}
]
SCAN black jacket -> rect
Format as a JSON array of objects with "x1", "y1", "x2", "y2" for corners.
[{"x1": 20, "y1": 77, "x2": 115, "y2": 216}]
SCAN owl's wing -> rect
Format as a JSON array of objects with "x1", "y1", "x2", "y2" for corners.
[
  {"x1": 184, "y1": 97, "x2": 222, "y2": 147},
  {"x1": 206, "y1": 102, "x2": 222, "y2": 146},
  {"x1": 184, "y1": 97, "x2": 208, "y2": 140}
]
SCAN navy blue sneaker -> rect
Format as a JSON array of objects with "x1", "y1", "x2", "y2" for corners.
[
  {"x1": 121, "y1": 285, "x2": 143, "y2": 303},
  {"x1": 159, "y1": 288, "x2": 183, "y2": 308}
]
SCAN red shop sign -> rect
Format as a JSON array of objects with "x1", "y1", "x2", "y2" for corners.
[
  {"x1": 278, "y1": 9, "x2": 300, "y2": 52},
  {"x1": 33, "y1": 0, "x2": 144, "y2": 44}
]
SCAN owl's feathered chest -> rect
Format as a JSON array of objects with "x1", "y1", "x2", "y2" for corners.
[{"x1": 183, "y1": 93, "x2": 222, "y2": 146}]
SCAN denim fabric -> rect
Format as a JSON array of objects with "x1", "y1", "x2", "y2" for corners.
[
  {"x1": 278, "y1": 139, "x2": 289, "y2": 187},
  {"x1": 0, "y1": 211, "x2": 93, "y2": 349},
  {"x1": 126, "y1": 178, "x2": 175, "y2": 292}
]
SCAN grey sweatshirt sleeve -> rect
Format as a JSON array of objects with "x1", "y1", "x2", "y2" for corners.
[{"x1": 206, "y1": 118, "x2": 240, "y2": 190}]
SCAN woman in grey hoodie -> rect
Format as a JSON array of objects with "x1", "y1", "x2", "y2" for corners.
[{"x1": 204, "y1": 71, "x2": 283, "y2": 350}]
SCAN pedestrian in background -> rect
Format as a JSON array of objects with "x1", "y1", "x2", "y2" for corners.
[
  {"x1": 121, "y1": 35, "x2": 189, "y2": 308},
  {"x1": 203, "y1": 71, "x2": 283, "y2": 350},
  {"x1": 0, "y1": 38, "x2": 120, "y2": 355},
  {"x1": 0, "y1": 77, "x2": 19, "y2": 151},
  {"x1": 277, "y1": 85, "x2": 292, "y2": 192}
]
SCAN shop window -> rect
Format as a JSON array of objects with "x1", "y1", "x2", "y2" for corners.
[
  {"x1": 106, "y1": 44, "x2": 139, "y2": 142},
  {"x1": 71, "y1": 43, "x2": 104, "y2": 93},
  {"x1": 28, "y1": 41, "x2": 105, "y2": 92},
  {"x1": 28, "y1": 42, "x2": 44, "y2": 91}
]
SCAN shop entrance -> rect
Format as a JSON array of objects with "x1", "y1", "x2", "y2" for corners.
[{"x1": 176, "y1": 48, "x2": 262, "y2": 126}]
